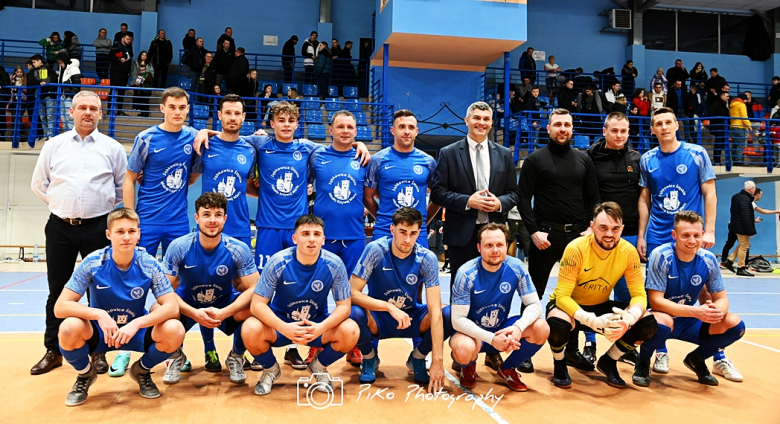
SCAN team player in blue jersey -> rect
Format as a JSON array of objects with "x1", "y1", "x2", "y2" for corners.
[
  {"x1": 159, "y1": 193, "x2": 260, "y2": 385},
  {"x1": 364, "y1": 109, "x2": 439, "y2": 248},
  {"x1": 54, "y1": 208, "x2": 185, "y2": 406},
  {"x1": 633, "y1": 211, "x2": 745, "y2": 387},
  {"x1": 447, "y1": 223, "x2": 549, "y2": 391},
  {"x1": 349, "y1": 207, "x2": 451, "y2": 393},
  {"x1": 241, "y1": 214, "x2": 359, "y2": 396}
]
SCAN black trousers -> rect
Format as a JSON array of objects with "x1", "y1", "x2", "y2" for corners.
[
  {"x1": 282, "y1": 61, "x2": 293, "y2": 83},
  {"x1": 448, "y1": 224, "x2": 486, "y2": 296},
  {"x1": 154, "y1": 64, "x2": 169, "y2": 88},
  {"x1": 43, "y1": 214, "x2": 110, "y2": 352},
  {"x1": 527, "y1": 226, "x2": 585, "y2": 300},
  {"x1": 109, "y1": 71, "x2": 129, "y2": 111}
]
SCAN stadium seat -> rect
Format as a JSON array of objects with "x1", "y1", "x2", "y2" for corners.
[
  {"x1": 295, "y1": 124, "x2": 305, "y2": 139},
  {"x1": 304, "y1": 108, "x2": 322, "y2": 123},
  {"x1": 178, "y1": 77, "x2": 191, "y2": 90},
  {"x1": 283, "y1": 83, "x2": 299, "y2": 95},
  {"x1": 214, "y1": 121, "x2": 222, "y2": 131},
  {"x1": 193, "y1": 119, "x2": 208, "y2": 130},
  {"x1": 354, "y1": 112, "x2": 367, "y2": 126},
  {"x1": 302, "y1": 97, "x2": 319, "y2": 111},
  {"x1": 81, "y1": 78, "x2": 96, "y2": 85},
  {"x1": 96, "y1": 90, "x2": 109, "y2": 101},
  {"x1": 261, "y1": 82, "x2": 278, "y2": 94},
  {"x1": 308, "y1": 124, "x2": 327, "y2": 140},
  {"x1": 240, "y1": 121, "x2": 255, "y2": 136},
  {"x1": 343, "y1": 86, "x2": 358, "y2": 98},
  {"x1": 303, "y1": 84, "x2": 318, "y2": 96},
  {"x1": 574, "y1": 135, "x2": 590, "y2": 150},
  {"x1": 328, "y1": 86, "x2": 339, "y2": 97},
  {"x1": 192, "y1": 105, "x2": 209, "y2": 119},
  {"x1": 325, "y1": 98, "x2": 340, "y2": 111},
  {"x1": 344, "y1": 98, "x2": 362, "y2": 112},
  {"x1": 356, "y1": 126, "x2": 373, "y2": 141},
  {"x1": 100, "y1": 79, "x2": 111, "y2": 86}
]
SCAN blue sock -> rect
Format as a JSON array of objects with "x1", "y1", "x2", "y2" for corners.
[
  {"x1": 584, "y1": 331, "x2": 597, "y2": 344},
  {"x1": 417, "y1": 306, "x2": 454, "y2": 356},
  {"x1": 60, "y1": 343, "x2": 90, "y2": 373},
  {"x1": 350, "y1": 306, "x2": 375, "y2": 355},
  {"x1": 713, "y1": 350, "x2": 726, "y2": 361},
  {"x1": 656, "y1": 344, "x2": 668, "y2": 354},
  {"x1": 693, "y1": 321, "x2": 745, "y2": 360},
  {"x1": 412, "y1": 337, "x2": 422, "y2": 349},
  {"x1": 640, "y1": 324, "x2": 671, "y2": 363},
  {"x1": 316, "y1": 343, "x2": 346, "y2": 367},
  {"x1": 255, "y1": 346, "x2": 278, "y2": 369},
  {"x1": 201, "y1": 326, "x2": 216, "y2": 353},
  {"x1": 141, "y1": 342, "x2": 174, "y2": 370},
  {"x1": 502, "y1": 341, "x2": 543, "y2": 370},
  {"x1": 232, "y1": 323, "x2": 246, "y2": 356}
]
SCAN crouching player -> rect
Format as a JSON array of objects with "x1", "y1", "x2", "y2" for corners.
[
  {"x1": 158, "y1": 193, "x2": 259, "y2": 385},
  {"x1": 447, "y1": 223, "x2": 549, "y2": 391},
  {"x1": 634, "y1": 211, "x2": 745, "y2": 387},
  {"x1": 241, "y1": 214, "x2": 359, "y2": 395},
  {"x1": 546, "y1": 202, "x2": 657, "y2": 389},
  {"x1": 55, "y1": 208, "x2": 185, "y2": 406}
]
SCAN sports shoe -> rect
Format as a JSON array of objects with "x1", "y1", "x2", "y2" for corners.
[
  {"x1": 712, "y1": 358, "x2": 743, "y2": 382},
  {"x1": 736, "y1": 267, "x2": 754, "y2": 277},
  {"x1": 91, "y1": 353, "x2": 109, "y2": 374},
  {"x1": 459, "y1": 362, "x2": 477, "y2": 388},
  {"x1": 723, "y1": 259, "x2": 735, "y2": 273},
  {"x1": 406, "y1": 352, "x2": 430, "y2": 384},
  {"x1": 619, "y1": 349, "x2": 638, "y2": 366},
  {"x1": 346, "y1": 348, "x2": 362, "y2": 367},
  {"x1": 517, "y1": 358, "x2": 534, "y2": 373},
  {"x1": 243, "y1": 352, "x2": 262, "y2": 371},
  {"x1": 484, "y1": 352, "x2": 503, "y2": 372},
  {"x1": 225, "y1": 351, "x2": 247, "y2": 384},
  {"x1": 582, "y1": 341, "x2": 597, "y2": 365},
  {"x1": 65, "y1": 365, "x2": 98, "y2": 406},
  {"x1": 163, "y1": 349, "x2": 187, "y2": 385},
  {"x1": 109, "y1": 352, "x2": 130, "y2": 377},
  {"x1": 452, "y1": 361, "x2": 462, "y2": 372},
  {"x1": 565, "y1": 349, "x2": 595, "y2": 371},
  {"x1": 129, "y1": 360, "x2": 161, "y2": 399},
  {"x1": 496, "y1": 367, "x2": 528, "y2": 392},
  {"x1": 307, "y1": 358, "x2": 332, "y2": 392},
  {"x1": 683, "y1": 352, "x2": 719, "y2": 386},
  {"x1": 204, "y1": 350, "x2": 221, "y2": 372},
  {"x1": 597, "y1": 355, "x2": 626, "y2": 388},
  {"x1": 552, "y1": 358, "x2": 572, "y2": 389},
  {"x1": 302, "y1": 347, "x2": 322, "y2": 367},
  {"x1": 253, "y1": 363, "x2": 281, "y2": 396},
  {"x1": 632, "y1": 360, "x2": 651, "y2": 387},
  {"x1": 359, "y1": 355, "x2": 379, "y2": 384},
  {"x1": 652, "y1": 352, "x2": 669, "y2": 374},
  {"x1": 180, "y1": 359, "x2": 192, "y2": 372}
]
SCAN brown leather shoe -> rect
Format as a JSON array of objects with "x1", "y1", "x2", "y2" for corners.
[
  {"x1": 484, "y1": 353, "x2": 504, "y2": 372},
  {"x1": 91, "y1": 353, "x2": 109, "y2": 374},
  {"x1": 31, "y1": 350, "x2": 63, "y2": 375}
]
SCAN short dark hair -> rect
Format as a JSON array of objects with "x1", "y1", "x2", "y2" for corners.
[
  {"x1": 773, "y1": 76, "x2": 780, "y2": 82},
  {"x1": 593, "y1": 201, "x2": 623, "y2": 224},
  {"x1": 755, "y1": 187, "x2": 763, "y2": 195},
  {"x1": 478, "y1": 223, "x2": 510, "y2": 244},
  {"x1": 219, "y1": 94, "x2": 245, "y2": 112},
  {"x1": 330, "y1": 110, "x2": 356, "y2": 126},
  {"x1": 604, "y1": 112, "x2": 628, "y2": 128},
  {"x1": 710, "y1": 67, "x2": 718, "y2": 73},
  {"x1": 651, "y1": 107, "x2": 676, "y2": 125},
  {"x1": 31, "y1": 54, "x2": 43, "y2": 62},
  {"x1": 311, "y1": 31, "x2": 318, "y2": 36},
  {"x1": 225, "y1": 27, "x2": 232, "y2": 31},
  {"x1": 237, "y1": 47, "x2": 245, "y2": 54},
  {"x1": 674, "y1": 210, "x2": 704, "y2": 228},
  {"x1": 393, "y1": 109, "x2": 416, "y2": 124},
  {"x1": 121, "y1": 23, "x2": 128, "y2": 27},
  {"x1": 332, "y1": 38, "x2": 338, "y2": 43},
  {"x1": 531, "y1": 86, "x2": 540, "y2": 90},
  {"x1": 295, "y1": 214, "x2": 324, "y2": 231},
  {"x1": 195, "y1": 192, "x2": 228, "y2": 214},
  {"x1": 161, "y1": 87, "x2": 189, "y2": 105},
  {"x1": 188, "y1": 28, "x2": 195, "y2": 33},
  {"x1": 392, "y1": 207, "x2": 423, "y2": 228},
  {"x1": 291, "y1": 35, "x2": 299, "y2": 41}
]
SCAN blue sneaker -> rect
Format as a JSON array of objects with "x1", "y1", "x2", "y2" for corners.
[
  {"x1": 406, "y1": 352, "x2": 430, "y2": 384},
  {"x1": 359, "y1": 356, "x2": 379, "y2": 384},
  {"x1": 108, "y1": 352, "x2": 130, "y2": 377}
]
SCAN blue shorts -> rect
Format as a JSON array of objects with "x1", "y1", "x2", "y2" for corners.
[
  {"x1": 477, "y1": 315, "x2": 522, "y2": 355},
  {"x1": 669, "y1": 317, "x2": 705, "y2": 345},
  {"x1": 140, "y1": 223, "x2": 190, "y2": 257},
  {"x1": 87, "y1": 320, "x2": 153, "y2": 354},
  {"x1": 371, "y1": 305, "x2": 429, "y2": 340},
  {"x1": 272, "y1": 313, "x2": 329, "y2": 348},
  {"x1": 180, "y1": 292, "x2": 242, "y2": 335},
  {"x1": 323, "y1": 238, "x2": 366, "y2": 274},
  {"x1": 255, "y1": 227, "x2": 295, "y2": 269}
]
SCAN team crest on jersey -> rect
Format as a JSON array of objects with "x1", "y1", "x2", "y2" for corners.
[
  {"x1": 291, "y1": 305, "x2": 312, "y2": 321},
  {"x1": 350, "y1": 161, "x2": 360, "y2": 170},
  {"x1": 388, "y1": 296, "x2": 407, "y2": 309},
  {"x1": 392, "y1": 181, "x2": 420, "y2": 208},
  {"x1": 183, "y1": 144, "x2": 193, "y2": 155},
  {"x1": 237, "y1": 154, "x2": 247, "y2": 165},
  {"x1": 162, "y1": 163, "x2": 187, "y2": 192},
  {"x1": 413, "y1": 165, "x2": 424, "y2": 175},
  {"x1": 406, "y1": 274, "x2": 418, "y2": 285},
  {"x1": 691, "y1": 275, "x2": 702, "y2": 286},
  {"x1": 214, "y1": 169, "x2": 243, "y2": 200},
  {"x1": 658, "y1": 184, "x2": 688, "y2": 214},
  {"x1": 271, "y1": 166, "x2": 301, "y2": 196},
  {"x1": 116, "y1": 314, "x2": 128, "y2": 325},
  {"x1": 480, "y1": 309, "x2": 500, "y2": 328},
  {"x1": 130, "y1": 287, "x2": 144, "y2": 300},
  {"x1": 216, "y1": 265, "x2": 229, "y2": 276},
  {"x1": 329, "y1": 174, "x2": 358, "y2": 204},
  {"x1": 293, "y1": 151, "x2": 303, "y2": 161},
  {"x1": 311, "y1": 280, "x2": 324, "y2": 292},
  {"x1": 499, "y1": 282, "x2": 512, "y2": 294},
  {"x1": 676, "y1": 164, "x2": 688, "y2": 174},
  {"x1": 197, "y1": 289, "x2": 216, "y2": 304}
]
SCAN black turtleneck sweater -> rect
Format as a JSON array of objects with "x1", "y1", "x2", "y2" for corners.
[
  {"x1": 587, "y1": 138, "x2": 641, "y2": 236},
  {"x1": 518, "y1": 139, "x2": 600, "y2": 234}
]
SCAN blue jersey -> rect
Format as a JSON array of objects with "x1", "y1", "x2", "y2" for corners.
[
  {"x1": 646, "y1": 243, "x2": 724, "y2": 306},
  {"x1": 352, "y1": 236, "x2": 439, "y2": 311},
  {"x1": 248, "y1": 136, "x2": 323, "y2": 230},
  {"x1": 365, "y1": 147, "x2": 436, "y2": 239},
  {"x1": 451, "y1": 256, "x2": 536, "y2": 330},
  {"x1": 163, "y1": 232, "x2": 257, "y2": 308},
  {"x1": 254, "y1": 247, "x2": 350, "y2": 321},
  {"x1": 64, "y1": 247, "x2": 172, "y2": 325},
  {"x1": 127, "y1": 125, "x2": 198, "y2": 226},
  {"x1": 639, "y1": 142, "x2": 715, "y2": 245},
  {"x1": 192, "y1": 136, "x2": 257, "y2": 238},
  {"x1": 310, "y1": 146, "x2": 367, "y2": 240}
]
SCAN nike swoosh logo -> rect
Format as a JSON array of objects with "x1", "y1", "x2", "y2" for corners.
[
  {"x1": 474, "y1": 289, "x2": 486, "y2": 294},
  {"x1": 184, "y1": 265, "x2": 196, "y2": 269},
  {"x1": 382, "y1": 267, "x2": 393, "y2": 271},
  {"x1": 384, "y1": 166, "x2": 395, "y2": 170},
  {"x1": 668, "y1": 275, "x2": 679, "y2": 279},
  {"x1": 584, "y1": 267, "x2": 593, "y2": 272},
  {"x1": 153, "y1": 148, "x2": 165, "y2": 153},
  {"x1": 320, "y1": 160, "x2": 331, "y2": 164},
  {"x1": 97, "y1": 285, "x2": 110, "y2": 289},
  {"x1": 265, "y1": 150, "x2": 275, "y2": 154},
  {"x1": 283, "y1": 281, "x2": 296, "y2": 285},
  {"x1": 207, "y1": 154, "x2": 218, "y2": 158},
  {"x1": 648, "y1": 167, "x2": 658, "y2": 173}
]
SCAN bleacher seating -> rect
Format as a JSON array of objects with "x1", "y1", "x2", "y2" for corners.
[
  {"x1": 303, "y1": 84, "x2": 317, "y2": 96},
  {"x1": 193, "y1": 119, "x2": 208, "y2": 130},
  {"x1": 344, "y1": 99, "x2": 362, "y2": 112},
  {"x1": 192, "y1": 105, "x2": 209, "y2": 119},
  {"x1": 328, "y1": 86, "x2": 339, "y2": 97},
  {"x1": 356, "y1": 126, "x2": 373, "y2": 141},
  {"x1": 283, "y1": 83, "x2": 299, "y2": 95},
  {"x1": 302, "y1": 97, "x2": 319, "y2": 111},
  {"x1": 178, "y1": 77, "x2": 191, "y2": 90},
  {"x1": 239, "y1": 121, "x2": 255, "y2": 136},
  {"x1": 354, "y1": 112, "x2": 368, "y2": 126},
  {"x1": 308, "y1": 124, "x2": 327, "y2": 140},
  {"x1": 343, "y1": 86, "x2": 359, "y2": 98},
  {"x1": 325, "y1": 98, "x2": 340, "y2": 111},
  {"x1": 261, "y1": 82, "x2": 278, "y2": 94},
  {"x1": 304, "y1": 109, "x2": 321, "y2": 124}
]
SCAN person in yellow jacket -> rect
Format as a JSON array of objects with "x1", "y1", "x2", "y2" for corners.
[{"x1": 729, "y1": 93, "x2": 751, "y2": 166}]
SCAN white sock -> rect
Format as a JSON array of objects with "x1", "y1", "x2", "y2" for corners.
[
  {"x1": 607, "y1": 343, "x2": 625, "y2": 361},
  {"x1": 412, "y1": 348, "x2": 425, "y2": 360},
  {"x1": 552, "y1": 351, "x2": 565, "y2": 361},
  {"x1": 363, "y1": 349, "x2": 375, "y2": 359},
  {"x1": 77, "y1": 363, "x2": 92, "y2": 375}
]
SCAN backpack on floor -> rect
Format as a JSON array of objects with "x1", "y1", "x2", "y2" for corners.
[{"x1": 746, "y1": 255, "x2": 773, "y2": 273}]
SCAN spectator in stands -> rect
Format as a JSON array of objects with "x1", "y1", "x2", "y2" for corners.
[
  {"x1": 281, "y1": 35, "x2": 298, "y2": 83},
  {"x1": 216, "y1": 27, "x2": 236, "y2": 55},
  {"x1": 769, "y1": 76, "x2": 780, "y2": 110},
  {"x1": 0, "y1": 66, "x2": 10, "y2": 139},
  {"x1": 603, "y1": 81, "x2": 621, "y2": 112},
  {"x1": 596, "y1": 67, "x2": 617, "y2": 92},
  {"x1": 632, "y1": 88, "x2": 650, "y2": 117},
  {"x1": 109, "y1": 34, "x2": 133, "y2": 116},
  {"x1": 612, "y1": 94, "x2": 628, "y2": 114},
  {"x1": 341, "y1": 40, "x2": 356, "y2": 87},
  {"x1": 6, "y1": 66, "x2": 27, "y2": 139},
  {"x1": 558, "y1": 79, "x2": 577, "y2": 114},
  {"x1": 197, "y1": 52, "x2": 217, "y2": 97},
  {"x1": 302, "y1": 31, "x2": 319, "y2": 84},
  {"x1": 39, "y1": 32, "x2": 65, "y2": 65},
  {"x1": 287, "y1": 87, "x2": 299, "y2": 100},
  {"x1": 187, "y1": 37, "x2": 207, "y2": 91},
  {"x1": 24, "y1": 59, "x2": 41, "y2": 140},
  {"x1": 227, "y1": 47, "x2": 250, "y2": 94},
  {"x1": 544, "y1": 55, "x2": 561, "y2": 98},
  {"x1": 131, "y1": 51, "x2": 154, "y2": 82},
  {"x1": 666, "y1": 80, "x2": 689, "y2": 138},
  {"x1": 691, "y1": 62, "x2": 707, "y2": 83},
  {"x1": 576, "y1": 85, "x2": 603, "y2": 137},
  {"x1": 182, "y1": 28, "x2": 197, "y2": 57},
  {"x1": 649, "y1": 82, "x2": 666, "y2": 112},
  {"x1": 705, "y1": 68, "x2": 727, "y2": 101},
  {"x1": 234, "y1": 68, "x2": 259, "y2": 122},
  {"x1": 259, "y1": 84, "x2": 276, "y2": 125},
  {"x1": 523, "y1": 86, "x2": 542, "y2": 131},
  {"x1": 666, "y1": 59, "x2": 689, "y2": 91},
  {"x1": 113, "y1": 23, "x2": 134, "y2": 56},
  {"x1": 649, "y1": 67, "x2": 667, "y2": 94},
  {"x1": 93, "y1": 28, "x2": 111, "y2": 80},
  {"x1": 730, "y1": 93, "x2": 751, "y2": 166},
  {"x1": 212, "y1": 84, "x2": 222, "y2": 96},
  {"x1": 689, "y1": 83, "x2": 707, "y2": 128},
  {"x1": 132, "y1": 63, "x2": 153, "y2": 117},
  {"x1": 708, "y1": 91, "x2": 730, "y2": 165},
  {"x1": 517, "y1": 77, "x2": 533, "y2": 104},
  {"x1": 358, "y1": 39, "x2": 372, "y2": 97},
  {"x1": 313, "y1": 42, "x2": 333, "y2": 101},
  {"x1": 518, "y1": 47, "x2": 536, "y2": 84},
  {"x1": 572, "y1": 68, "x2": 591, "y2": 94},
  {"x1": 331, "y1": 38, "x2": 343, "y2": 84},
  {"x1": 621, "y1": 60, "x2": 638, "y2": 95},
  {"x1": 28, "y1": 54, "x2": 57, "y2": 141},
  {"x1": 55, "y1": 52, "x2": 81, "y2": 130},
  {"x1": 63, "y1": 31, "x2": 81, "y2": 60},
  {"x1": 148, "y1": 29, "x2": 173, "y2": 88},
  {"x1": 213, "y1": 39, "x2": 234, "y2": 91}
]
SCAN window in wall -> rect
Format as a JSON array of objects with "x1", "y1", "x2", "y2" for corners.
[
  {"x1": 93, "y1": 0, "x2": 145, "y2": 15},
  {"x1": 643, "y1": 9, "x2": 751, "y2": 55},
  {"x1": 643, "y1": 9, "x2": 675, "y2": 51},
  {"x1": 35, "y1": 0, "x2": 90, "y2": 11},
  {"x1": 6, "y1": 0, "x2": 33, "y2": 7},
  {"x1": 720, "y1": 14, "x2": 750, "y2": 55},
  {"x1": 678, "y1": 11, "x2": 718, "y2": 54}
]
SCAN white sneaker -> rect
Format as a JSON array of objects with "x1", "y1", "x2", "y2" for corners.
[
  {"x1": 306, "y1": 358, "x2": 332, "y2": 393},
  {"x1": 254, "y1": 362, "x2": 281, "y2": 396},
  {"x1": 652, "y1": 352, "x2": 669, "y2": 374},
  {"x1": 712, "y1": 358, "x2": 743, "y2": 382},
  {"x1": 163, "y1": 349, "x2": 186, "y2": 384},
  {"x1": 225, "y1": 351, "x2": 246, "y2": 384}
]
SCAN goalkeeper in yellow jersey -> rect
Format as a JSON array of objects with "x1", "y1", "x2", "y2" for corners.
[{"x1": 545, "y1": 202, "x2": 658, "y2": 389}]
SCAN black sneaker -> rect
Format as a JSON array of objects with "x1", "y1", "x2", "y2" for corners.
[
  {"x1": 65, "y1": 365, "x2": 98, "y2": 406},
  {"x1": 484, "y1": 352, "x2": 503, "y2": 371},
  {"x1": 565, "y1": 349, "x2": 595, "y2": 371},
  {"x1": 723, "y1": 259, "x2": 735, "y2": 273},
  {"x1": 619, "y1": 349, "x2": 638, "y2": 366},
  {"x1": 683, "y1": 352, "x2": 719, "y2": 386},
  {"x1": 597, "y1": 355, "x2": 626, "y2": 388},
  {"x1": 582, "y1": 341, "x2": 597, "y2": 365},
  {"x1": 205, "y1": 350, "x2": 222, "y2": 372},
  {"x1": 633, "y1": 360, "x2": 651, "y2": 387},
  {"x1": 284, "y1": 347, "x2": 307, "y2": 370},
  {"x1": 129, "y1": 360, "x2": 161, "y2": 399},
  {"x1": 91, "y1": 353, "x2": 109, "y2": 374},
  {"x1": 552, "y1": 358, "x2": 572, "y2": 389},
  {"x1": 516, "y1": 358, "x2": 534, "y2": 373},
  {"x1": 736, "y1": 267, "x2": 754, "y2": 277}
]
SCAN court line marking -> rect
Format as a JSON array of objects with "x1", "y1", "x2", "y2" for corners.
[
  {"x1": 740, "y1": 339, "x2": 780, "y2": 354},
  {"x1": 729, "y1": 292, "x2": 780, "y2": 295},
  {"x1": 0, "y1": 289, "x2": 47, "y2": 292},
  {"x1": 0, "y1": 273, "x2": 46, "y2": 290}
]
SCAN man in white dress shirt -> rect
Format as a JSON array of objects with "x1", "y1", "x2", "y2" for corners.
[{"x1": 30, "y1": 90, "x2": 128, "y2": 375}]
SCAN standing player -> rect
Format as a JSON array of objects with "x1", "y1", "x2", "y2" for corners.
[
  {"x1": 348, "y1": 208, "x2": 450, "y2": 393},
  {"x1": 364, "y1": 109, "x2": 438, "y2": 248},
  {"x1": 159, "y1": 193, "x2": 259, "y2": 385},
  {"x1": 634, "y1": 211, "x2": 745, "y2": 387},
  {"x1": 241, "y1": 215, "x2": 359, "y2": 395},
  {"x1": 546, "y1": 202, "x2": 657, "y2": 389},
  {"x1": 637, "y1": 106, "x2": 720, "y2": 375},
  {"x1": 447, "y1": 223, "x2": 549, "y2": 391},
  {"x1": 54, "y1": 208, "x2": 185, "y2": 406}
]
